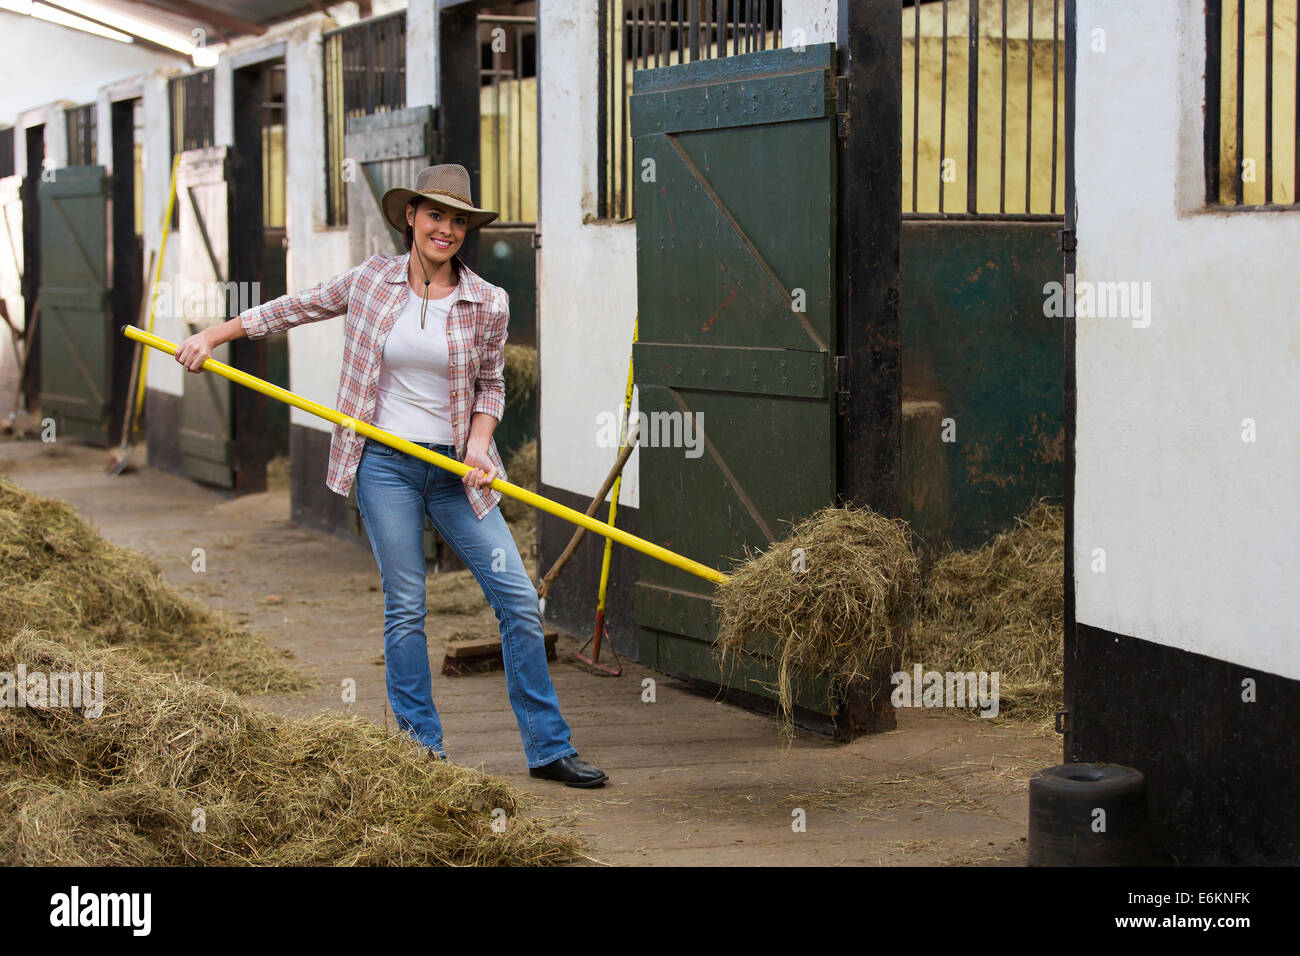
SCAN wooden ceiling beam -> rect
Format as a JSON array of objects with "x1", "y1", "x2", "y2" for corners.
[{"x1": 135, "y1": 0, "x2": 268, "y2": 38}]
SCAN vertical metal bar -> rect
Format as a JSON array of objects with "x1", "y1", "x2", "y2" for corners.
[
  {"x1": 519, "y1": 24, "x2": 526, "y2": 220},
  {"x1": 1026, "y1": 0, "x2": 1034, "y2": 212},
  {"x1": 1052, "y1": 0, "x2": 1060, "y2": 212},
  {"x1": 637, "y1": 0, "x2": 645, "y2": 72},
  {"x1": 1236, "y1": 0, "x2": 1245, "y2": 204},
  {"x1": 668, "y1": 0, "x2": 675, "y2": 64},
  {"x1": 1000, "y1": 0, "x2": 1007, "y2": 212},
  {"x1": 912, "y1": 0, "x2": 921, "y2": 212},
  {"x1": 967, "y1": 0, "x2": 979, "y2": 214},
  {"x1": 939, "y1": 0, "x2": 949, "y2": 212},
  {"x1": 653, "y1": 0, "x2": 661, "y2": 68},
  {"x1": 366, "y1": 25, "x2": 374, "y2": 116},
  {"x1": 599, "y1": 0, "x2": 608, "y2": 218},
  {"x1": 760, "y1": 0, "x2": 766, "y2": 51},
  {"x1": 323, "y1": 38, "x2": 331, "y2": 223},
  {"x1": 663, "y1": 0, "x2": 670, "y2": 65},
  {"x1": 498, "y1": 25, "x2": 505, "y2": 214},
  {"x1": 663, "y1": 0, "x2": 670, "y2": 67},
  {"x1": 624, "y1": 0, "x2": 633, "y2": 217},
  {"x1": 690, "y1": 0, "x2": 700, "y2": 61},
  {"x1": 674, "y1": 0, "x2": 681, "y2": 64},
  {"x1": 1205, "y1": 0, "x2": 1223, "y2": 204},
  {"x1": 1266, "y1": 0, "x2": 1274, "y2": 204}
]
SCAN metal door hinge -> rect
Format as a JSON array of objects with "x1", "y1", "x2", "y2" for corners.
[
  {"x1": 1054, "y1": 708, "x2": 1069, "y2": 735},
  {"x1": 835, "y1": 355, "x2": 848, "y2": 414},
  {"x1": 835, "y1": 74, "x2": 849, "y2": 139},
  {"x1": 531, "y1": 231, "x2": 541, "y2": 249},
  {"x1": 1057, "y1": 227, "x2": 1076, "y2": 254}
]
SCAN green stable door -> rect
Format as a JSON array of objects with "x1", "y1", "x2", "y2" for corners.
[
  {"x1": 630, "y1": 43, "x2": 840, "y2": 718},
  {"x1": 38, "y1": 166, "x2": 113, "y2": 444}
]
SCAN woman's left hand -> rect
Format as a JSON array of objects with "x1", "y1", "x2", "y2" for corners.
[{"x1": 462, "y1": 442, "x2": 497, "y2": 492}]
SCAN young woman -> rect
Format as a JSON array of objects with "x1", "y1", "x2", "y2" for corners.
[{"x1": 174, "y1": 164, "x2": 607, "y2": 788}]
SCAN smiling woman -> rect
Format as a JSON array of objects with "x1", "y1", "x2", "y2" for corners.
[{"x1": 170, "y1": 164, "x2": 608, "y2": 789}]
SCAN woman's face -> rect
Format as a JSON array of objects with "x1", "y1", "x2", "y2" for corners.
[{"x1": 408, "y1": 199, "x2": 468, "y2": 268}]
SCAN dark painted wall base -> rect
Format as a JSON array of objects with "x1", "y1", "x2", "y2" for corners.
[
  {"x1": 1069, "y1": 622, "x2": 1300, "y2": 865},
  {"x1": 290, "y1": 423, "x2": 365, "y2": 546},
  {"x1": 537, "y1": 480, "x2": 640, "y2": 661},
  {"x1": 144, "y1": 387, "x2": 182, "y2": 477}
]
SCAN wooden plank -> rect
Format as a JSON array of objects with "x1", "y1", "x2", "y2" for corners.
[
  {"x1": 441, "y1": 630, "x2": 558, "y2": 676},
  {"x1": 634, "y1": 343, "x2": 831, "y2": 397},
  {"x1": 629, "y1": 68, "x2": 832, "y2": 137}
]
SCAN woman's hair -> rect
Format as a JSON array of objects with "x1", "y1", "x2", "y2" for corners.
[{"x1": 402, "y1": 197, "x2": 434, "y2": 253}]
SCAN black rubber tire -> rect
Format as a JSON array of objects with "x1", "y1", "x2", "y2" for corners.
[{"x1": 1029, "y1": 763, "x2": 1149, "y2": 866}]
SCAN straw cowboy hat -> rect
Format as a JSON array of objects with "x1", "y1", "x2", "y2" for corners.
[{"x1": 380, "y1": 164, "x2": 499, "y2": 233}]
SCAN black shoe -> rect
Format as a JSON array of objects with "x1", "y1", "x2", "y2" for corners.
[{"x1": 529, "y1": 754, "x2": 608, "y2": 788}]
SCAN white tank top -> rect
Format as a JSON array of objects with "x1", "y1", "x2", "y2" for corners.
[{"x1": 372, "y1": 284, "x2": 457, "y2": 444}]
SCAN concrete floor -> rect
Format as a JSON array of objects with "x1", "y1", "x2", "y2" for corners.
[{"x1": 1, "y1": 436, "x2": 1061, "y2": 866}]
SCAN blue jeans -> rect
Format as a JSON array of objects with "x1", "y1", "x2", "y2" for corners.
[{"x1": 353, "y1": 436, "x2": 577, "y2": 768}]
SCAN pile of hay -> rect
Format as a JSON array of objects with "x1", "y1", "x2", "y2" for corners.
[
  {"x1": 0, "y1": 474, "x2": 305, "y2": 696},
  {"x1": 713, "y1": 504, "x2": 920, "y2": 729},
  {"x1": 906, "y1": 501, "x2": 1064, "y2": 721},
  {"x1": 504, "y1": 344, "x2": 538, "y2": 407},
  {"x1": 0, "y1": 627, "x2": 582, "y2": 866}
]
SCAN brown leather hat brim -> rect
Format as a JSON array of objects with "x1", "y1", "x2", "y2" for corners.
[{"x1": 381, "y1": 187, "x2": 499, "y2": 234}]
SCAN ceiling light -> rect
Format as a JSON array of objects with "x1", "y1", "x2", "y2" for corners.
[
  {"x1": 47, "y1": 0, "x2": 195, "y2": 53},
  {"x1": 24, "y1": 2, "x2": 133, "y2": 44}
]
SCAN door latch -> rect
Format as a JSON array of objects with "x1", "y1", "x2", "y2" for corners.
[{"x1": 835, "y1": 355, "x2": 848, "y2": 414}]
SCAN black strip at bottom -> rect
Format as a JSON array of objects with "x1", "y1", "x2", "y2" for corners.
[
  {"x1": 144, "y1": 387, "x2": 182, "y2": 477},
  {"x1": 290, "y1": 423, "x2": 364, "y2": 545},
  {"x1": 1070, "y1": 621, "x2": 1300, "y2": 865},
  {"x1": 537, "y1": 480, "x2": 640, "y2": 661}
]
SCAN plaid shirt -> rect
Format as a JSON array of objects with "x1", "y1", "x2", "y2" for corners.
[{"x1": 239, "y1": 252, "x2": 508, "y2": 520}]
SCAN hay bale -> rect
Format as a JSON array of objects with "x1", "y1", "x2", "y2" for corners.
[
  {"x1": 905, "y1": 501, "x2": 1063, "y2": 721},
  {"x1": 0, "y1": 475, "x2": 305, "y2": 696},
  {"x1": 713, "y1": 504, "x2": 920, "y2": 730},
  {"x1": 0, "y1": 627, "x2": 582, "y2": 866},
  {"x1": 504, "y1": 344, "x2": 538, "y2": 407}
]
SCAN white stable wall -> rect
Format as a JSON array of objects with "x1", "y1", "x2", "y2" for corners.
[
  {"x1": 536, "y1": 1, "x2": 640, "y2": 506},
  {"x1": 1074, "y1": 0, "x2": 1300, "y2": 679},
  {"x1": 0, "y1": 10, "x2": 182, "y2": 127},
  {"x1": 142, "y1": 0, "x2": 415, "y2": 425}
]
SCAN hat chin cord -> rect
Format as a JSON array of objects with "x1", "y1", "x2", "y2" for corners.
[{"x1": 411, "y1": 223, "x2": 433, "y2": 330}]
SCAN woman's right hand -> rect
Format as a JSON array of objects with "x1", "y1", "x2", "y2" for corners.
[{"x1": 175, "y1": 328, "x2": 215, "y2": 373}]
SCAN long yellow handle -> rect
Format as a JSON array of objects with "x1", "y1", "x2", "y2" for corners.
[
  {"x1": 121, "y1": 325, "x2": 730, "y2": 586},
  {"x1": 596, "y1": 316, "x2": 638, "y2": 614}
]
